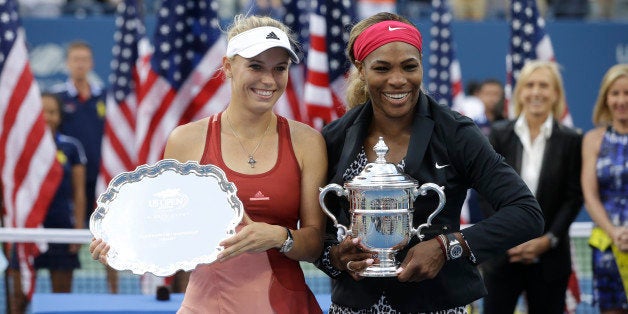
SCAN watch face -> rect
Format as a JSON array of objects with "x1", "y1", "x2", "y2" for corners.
[
  {"x1": 280, "y1": 232, "x2": 294, "y2": 253},
  {"x1": 285, "y1": 239, "x2": 294, "y2": 251},
  {"x1": 450, "y1": 244, "x2": 463, "y2": 259}
]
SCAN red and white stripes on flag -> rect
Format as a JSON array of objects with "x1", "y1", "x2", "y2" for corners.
[
  {"x1": 304, "y1": 14, "x2": 337, "y2": 129},
  {"x1": 506, "y1": 0, "x2": 573, "y2": 126},
  {"x1": 97, "y1": 0, "x2": 150, "y2": 196},
  {"x1": 303, "y1": 0, "x2": 354, "y2": 130},
  {"x1": 0, "y1": 0, "x2": 62, "y2": 300},
  {"x1": 565, "y1": 239, "x2": 582, "y2": 313},
  {"x1": 275, "y1": 66, "x2": 306, "y2": 122},
  {"x1": 134, "y1": 0, "x2": 228, "y2": 165}
]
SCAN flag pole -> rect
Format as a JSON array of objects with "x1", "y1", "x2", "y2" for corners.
[{"x1": 1, "y1": 190, "x2": 10, "y2": 314}]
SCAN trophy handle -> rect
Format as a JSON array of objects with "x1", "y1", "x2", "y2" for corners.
[
  {"x1": 411, "y1": 183, "x2": 446, "y2": 240},
  {"x1": 319, "y1": 184, "x2": 350, "y2": 241}
]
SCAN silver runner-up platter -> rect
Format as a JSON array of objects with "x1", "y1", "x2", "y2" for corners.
[
  {"x1": 90, "y1": 159, "x2": 243, "y2": 276},
  {"x1": 319, "y1": 137, "x2": 446, "y2": 277}
]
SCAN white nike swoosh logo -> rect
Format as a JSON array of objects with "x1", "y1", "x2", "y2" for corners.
[
  {"x1": 435, "y1": 162, "x2": 450, "y2": 169},
  {"x1": 388, "y1": 26, "x2": 406, "y2": 31}
]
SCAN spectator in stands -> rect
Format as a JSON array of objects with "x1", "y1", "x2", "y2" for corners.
[
  {"x1": 477, "y1": 78, "x2": 505, "y2": 129},
  {"x1": 396, "y1": 0, "x2": 432, "y2": 20},
  {"x1": 454, "y1": 78, "x2": 506, "y2": 136},
  {"x1": 18, "y1": 0, "x2": 66, "y2": 17},
  {"x1": 63, "y1": 0, "x2": 117, "y2": 16},
  {"x1": 581, "y1": 63, "x2": 628, "y2": 314},
  {"x1": 551, "y1": 0, "x2": 589, "y2": 19},
  {"x1": 485, "y1": 0, "x2": 508, "y2": 19},
  {"x1": 316, "y1": 12, "x2": 543, "y2": 312},
  {"x1": 48, "y1": 40, "x2": 117, "y2": 293},
  {"x1": 481, "y1": 60, "x2": 583, "y2": 314},
  {"x1": 453, "y1": 80, "x2": 490, "y2": 134},
  {"x1": 35, "y1": 92, "x2": 87, "y2": 293},
  {"x1": 591, "y1": 0, "x2": 628, "y2": 19},
  {"x1": 451, "y1": 0, "x2": 487, "y2": 20},
  {"x1": 91, "y1": 14, "x2": 327, "y2": 313},
  {"x1": 241, "y1": 0, "x2": 284, "y2": 19},
  {"x1": 357, "y1": 0, "x2": 397, "y2": 19}
]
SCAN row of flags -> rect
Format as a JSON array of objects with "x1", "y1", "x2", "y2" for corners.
[
  {"x1": 0, "y1": 0, "x2": 575, "y2": 304},
  {"x1": 0, "y1": 0, "x2": 63, "y2": 301}
]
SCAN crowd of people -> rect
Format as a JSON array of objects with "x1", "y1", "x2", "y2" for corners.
[
  {"x1": 16, "y1": 0, "x2": 628, "y2": 20},
  {"x1": 5, "y1": 2, "x2": 627, "y2": 314}
]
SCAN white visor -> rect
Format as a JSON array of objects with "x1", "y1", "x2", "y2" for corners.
[{"x1": 226, "y1": 26, "x2": 299, "y2": 64}]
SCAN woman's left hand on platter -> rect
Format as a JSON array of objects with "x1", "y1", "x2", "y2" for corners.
[
  {"x1": 217, "y1": 214, "x2": 285, "y2": 262},
  {"x1": 396, "y1": 238, "x2": 445, "y2": 283},
  {"x1": 331, "y1": 236, "x2": 374, "y2": 281},
  {"x1": 89, "y1": 238, "x2": 110, "y2": 265}
]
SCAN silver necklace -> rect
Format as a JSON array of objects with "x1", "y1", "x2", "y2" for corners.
[{"x1": 225, "y1": 112, "x2": 272, "y2": 168}]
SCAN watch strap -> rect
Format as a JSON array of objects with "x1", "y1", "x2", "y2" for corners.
[
  {"x1": 279, "y1": 228, "x2": 293, "y2": 253},
  {"x1": 546, "y1": 232, "x2": 559, "y2": 248}
]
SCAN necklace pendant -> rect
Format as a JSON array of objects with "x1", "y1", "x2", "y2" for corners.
[{"x1": 248, "y1": 155, "x2": 256, "y2": 168}]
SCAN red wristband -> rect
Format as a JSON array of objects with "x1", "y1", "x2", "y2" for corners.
[{"x1": 435, "y1": 234, "x2": 448, "y2": 260}]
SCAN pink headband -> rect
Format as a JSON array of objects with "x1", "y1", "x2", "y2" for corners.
[{"x1": 352, "y1": 21, "x2": 422, "y2": 62}]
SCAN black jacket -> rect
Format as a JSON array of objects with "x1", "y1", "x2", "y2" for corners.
[
  {"x1": 486, "y1": 119, "x2": 583, "y2": 282},
  {"x1": 317, "y1": 93, "x2": 544, "y2": 311}
]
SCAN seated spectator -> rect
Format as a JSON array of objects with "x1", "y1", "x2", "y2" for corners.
[
  {"x1": 551, "y1": 0, "x2": 589, "y2": 19},
  {"x1": 357, "y1": 0, "x2": 397, "y2": 19},
  {"x1": 18, "y1": 0, "x2": 66, "y2": 17},
  {"x1": 451, "y1": 0, "x2": 487, "y2": 20}
]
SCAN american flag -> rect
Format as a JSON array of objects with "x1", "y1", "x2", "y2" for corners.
[
  {"x1": 276, "y1": 0, "x2": 310, "y2": 122},
  {"x1": 303, "y1": 0, "x2": 355, "y2": 129},
  {"x1": 427, "y1": 0, "x2": 464, "y2": 109},
  {"x1": 0, "y1": 0, "x2": 63, "y2": 300},
  {"x1": 506, "y1": 0, "x2": 573, "y2": 125},
  {"x1": 282, "y1": 0, "x2": 310, "y2": 58},
  {"x1": 96, "y1": 0, "x2": 150, "y2": 196},
  {"x1": 135, "y1": 0, "x2": 228, "y2": 165},
  {"x1": 427, "y1": 0, "x2": 471, "y2": 224}
]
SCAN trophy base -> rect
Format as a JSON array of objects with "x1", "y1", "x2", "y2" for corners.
[{"x1": 359, "y1": 265, "x2": 399, "y2": 277}]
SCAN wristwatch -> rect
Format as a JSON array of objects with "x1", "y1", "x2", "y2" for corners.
[
  {"x1": 546, "y1": 232, "x2": 559, "y2": 248},
  {"x1": 446, "y1": 233, "x2": 463, "y2": 260},
  {"x1": 279, "y1": 228, "x2": 294, "y2": 253}
]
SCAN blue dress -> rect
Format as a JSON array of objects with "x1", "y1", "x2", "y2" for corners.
[
  {"x1": 34, "y1": 133, "x2": 87, "y2": 270},
  {"x1": 592, "y1": 126, "x2": 628, "y2": 310}
]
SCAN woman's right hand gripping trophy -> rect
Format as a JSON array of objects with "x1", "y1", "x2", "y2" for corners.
[{"x1": 319, "y1": 137, "x2": 445, "y2": 277}]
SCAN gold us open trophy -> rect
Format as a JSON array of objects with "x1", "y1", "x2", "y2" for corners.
[{"x1": 319, "y1": 137, "x2": 445, "y2": 277}]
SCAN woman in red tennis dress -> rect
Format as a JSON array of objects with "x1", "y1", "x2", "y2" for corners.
[{"x1": 91, "y1": 14, "x2": 326, "y2": 314}]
